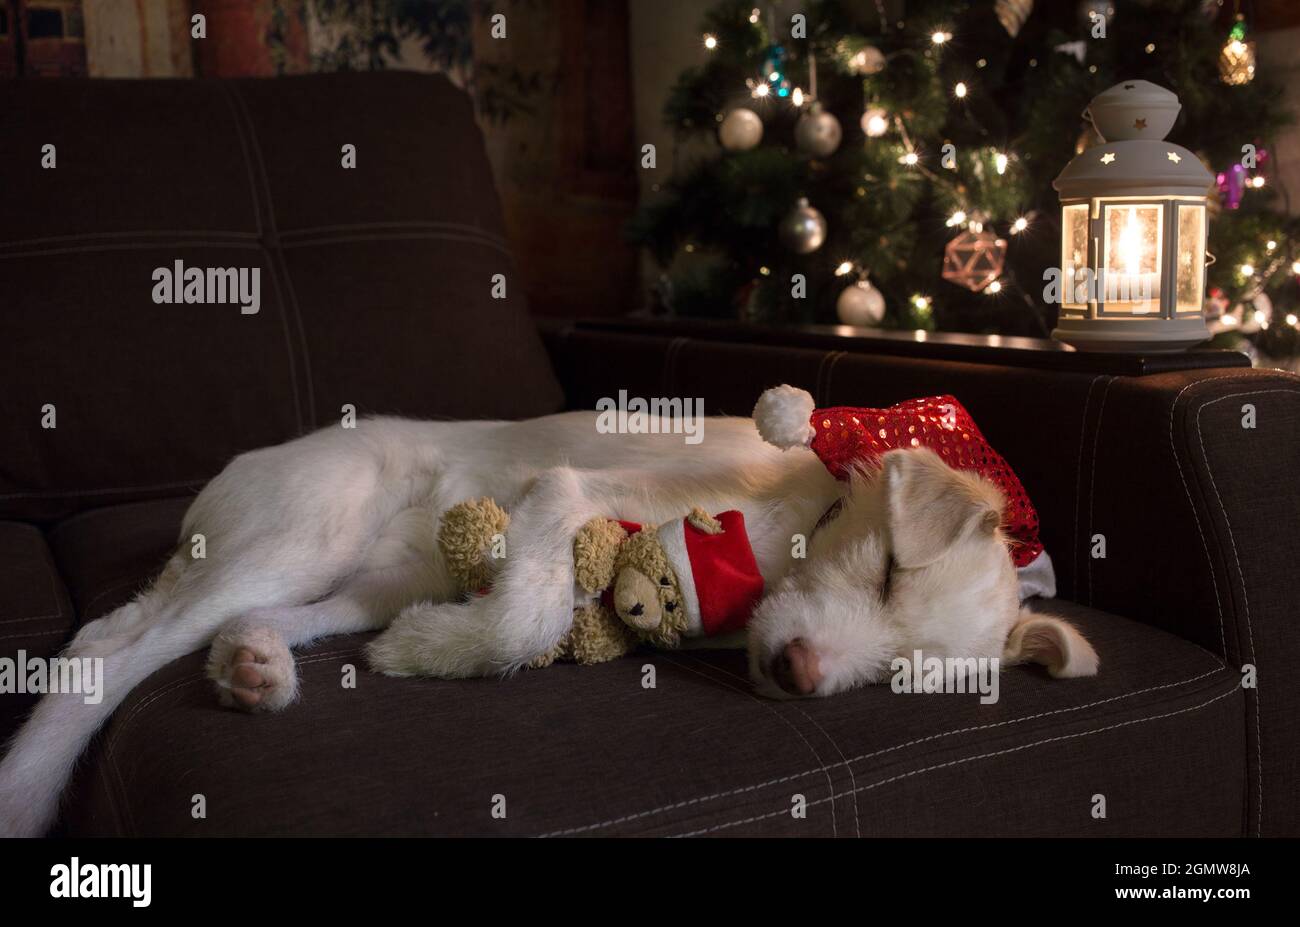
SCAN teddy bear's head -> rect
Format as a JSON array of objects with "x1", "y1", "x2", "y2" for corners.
[{"x1": 612, "y1": 529, "x2": 689, "y2": 648}]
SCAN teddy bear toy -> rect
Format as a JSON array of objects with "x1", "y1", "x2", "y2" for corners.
[{"x1": 436, "y1": 498, "x2": 764, "y2": 667}]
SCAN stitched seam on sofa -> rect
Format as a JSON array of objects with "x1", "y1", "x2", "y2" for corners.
[
  {"x1": 816, "y1": 350, "x2": 847, "y2": 406},
  {"x1": 659, "y1": 653, "x2": 842, "y2": 836},
  {"x1": 0, "y1": 478, "x2": 206, "y2": 501},
  {"x1": 0, "y1": 230, "x2": 260, "y2": 252},
  {"x1": 697, "y1": 655, "x2": 861, "y2": 837},
  {"x1": 80, "y1": 575, "x2": 156, "y2": 622},
  {"x1": 277, "y1": 231, "x2": 512, "y2": 255},
  {"x1": 661, "y1": 337, "x2": 688, "y2": 397},
  {"x1": 230, "y1": 85, "x2": 313, "y2": 433},
  {"x1": 1074, "y1": 375, "x2": 1103, "y2": 602},
  {"x1": 0, "y1": 241, "x2": 265, "y2": 261},
  {"x1": 1194, "y1": 388, "x2": 1300, "y2": 836},
  {"x1": 103, "y1": 646, "x2": 367, "y2": 834},
  {"x1": 0, "y1": 629, "x2": 68, "y2": 640},
  {"x1": 0, "y1": 536, "x2": 66, "y2": 624},
  {"x1": 674, "y1": 685, "x2": 1240, "y2": 836},
  {"x1": 538, "y1": 664, "x2": 1228, "y2": 836},
  {"x1": 1087, "y1": 376, "x2": 1114, "y2": 606},
  {"x1": 277, "y1": 220, "x2": 509, "y2": 249},
  {"x1": 216, "y1": 82, "x2": 266, "y2": 239}
]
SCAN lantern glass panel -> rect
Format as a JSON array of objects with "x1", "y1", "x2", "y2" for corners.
[
  {"x1": 1175, "y1": 203, "x2": 1206, "y2": 314},
  {"x1": 1061, "y1": 203, "x2": 1090, "y2": 309},
  {"x1": 1102, "y1": 203, "x2": 1162, "y2": 314}
]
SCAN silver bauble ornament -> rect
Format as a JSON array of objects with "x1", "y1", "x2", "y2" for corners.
[
  {"x1": 719, "y1": 107, "x2": 763, "y2": 152},
  {"x1": 849, "y1": 45, "x2": 886, "y2": 75},
  {"x1": 779, "y1": 198, "x2": 827, "y2": 254},
  {"x1": 836, "y1": 280, "x2": 885, "y2": 326},
  {"x1": 795, "y1": 104, "x2": 842, "y2": 158}
]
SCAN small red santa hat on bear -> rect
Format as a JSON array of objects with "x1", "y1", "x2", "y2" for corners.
[
  {"x1": 655, "y1": 509, "x2": 764, "y2": 638},
  {"x1": 752, "y1": 385, "x2": 1054, "y2": 599}
]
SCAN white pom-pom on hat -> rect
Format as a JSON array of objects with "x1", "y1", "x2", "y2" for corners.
[{"x1": 753, "y1": 385, "x2": 816, "y2": 449}]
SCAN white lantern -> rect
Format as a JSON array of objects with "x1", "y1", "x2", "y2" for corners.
[{"x1": 1052, "y1": 81, "x2": 1215, "y2": 352}]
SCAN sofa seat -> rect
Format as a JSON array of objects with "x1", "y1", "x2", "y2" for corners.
[
  {"x1": 63, "y1": 598, "x2": 1242, "y2": 836},
  {"x1": 47, "y1": 497, "x2": 193, "y2": 624},
  {"x1": 0, "y1": 522, "x2": 76, "y2": 737}
]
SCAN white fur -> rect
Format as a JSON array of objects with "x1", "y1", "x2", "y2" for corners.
[{"x1": 0, "y1": 408, "x2": 1094, "y2": 836}]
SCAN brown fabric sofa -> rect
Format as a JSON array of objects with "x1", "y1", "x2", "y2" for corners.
[{"x1": 1, "y1": 73, "x2": 1295, "y2": 837}]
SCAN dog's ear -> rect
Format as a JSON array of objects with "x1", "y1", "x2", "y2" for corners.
[
  {"x1": 1003, "y1": 610, "x2": 1099, "y2": 678},
  {"x1": 882, "y1": 448, "x2": 1004, "y2": 569}
]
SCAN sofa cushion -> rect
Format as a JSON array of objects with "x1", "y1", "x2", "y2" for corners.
[
  {"x1": 64, "y1": 600, "x2": 1241, "y2": 836},
  {"x1": 0, "y1": 522, "x2": 76, "y2": 740},
  {"x1": 47, "y1": 498, "x2": 191, "y2": 624},
  {"x1": 0, "y1": 73, "x2": 562, "y2": 522}
]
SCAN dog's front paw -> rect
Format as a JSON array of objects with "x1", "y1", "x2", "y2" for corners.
[{"x1": 206, "y1": 626, "x2": 299, "y2": 712}]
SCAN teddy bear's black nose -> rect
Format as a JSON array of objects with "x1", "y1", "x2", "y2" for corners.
[{"x1": 628, "y1": 603, "x2": 644, "y2": 617}]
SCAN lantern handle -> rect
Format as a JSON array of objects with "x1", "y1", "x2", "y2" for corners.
[{"x1": 1205, "y1": 250, "x2": 1217, "y2": 267}]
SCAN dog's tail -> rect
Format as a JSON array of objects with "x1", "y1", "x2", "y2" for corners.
[{"x1": 0, "y1": 564, "x2": 261, "y2": 837}]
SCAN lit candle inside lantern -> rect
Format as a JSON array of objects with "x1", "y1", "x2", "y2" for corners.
[{"x1": 1105, "y1": 205, "x2": 1161, "y2": 312}]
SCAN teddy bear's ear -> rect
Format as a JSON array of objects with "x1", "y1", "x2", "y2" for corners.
[
  {"x1": 573, "y1": 517, "x2": 629, "y2": 594},
  {"x1": 687, "y1": 507, "x2": 724, "y2": 535}
]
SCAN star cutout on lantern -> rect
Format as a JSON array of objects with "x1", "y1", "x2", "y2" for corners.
[
  {"x1": 1134, "y1": 118, "x2": 1147, "y2": 129},
  {"x1": 1167, "y1": 151, "x2": 1182, "y2": 163},
  {"x1": 1100, "y1": 152, "x2": 1116, "y2": 164}
]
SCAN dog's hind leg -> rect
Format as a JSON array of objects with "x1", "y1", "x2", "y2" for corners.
[
  {"x1": 0, "y1": 545, "x2": 347, "y2": 837},
  {"x1": 206, "y1": 552, "x2": 453, "y2": 712}
]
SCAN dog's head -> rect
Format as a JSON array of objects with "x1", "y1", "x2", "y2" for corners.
[{"x1": 748, "y1": 447, "x2": 1097, "y2": 698}]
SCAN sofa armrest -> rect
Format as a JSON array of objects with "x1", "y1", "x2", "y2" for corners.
[{"x1": 1088, "y1": 369, "x2": 1300, "y2": 835}]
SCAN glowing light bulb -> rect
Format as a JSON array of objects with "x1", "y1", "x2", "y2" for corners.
[
  {"x1": 703, "y1": 34, "x2": 717, "y2": 50},
  {"x1": 1292, "y1": 261, "x2": 1300, "y2": 274},
  {"x1": 863, "y1": 108, "x2": 889, "y2": 137},
  {"x1": 1288, "y1": 313, "x2": 1299, "y2": 327},
  {"x1": 994, "y1": 152, "x2": 1008, "y2": 175},
  {"x1": 1267, "y1": 240, "x2": 1277, "y2": 251},
  {"x1": 749, "y1": 8, "x2": 760, "y2": 23},
  {"x1": 1012, "y1": 216, "x2": 1029, "y2": 233},
  {"x1": 1251, "y1": 176, "x2": 1266, "y2": 188},
  {"x1": 1255, "y1": 309, "x2": 1268, "y2": 325},
  {"x1": 954, "y1": 82, "x2": 967, "y2": 99},
  {"x1": 791, "y1": 87, "x2": 804, "y2": 106},
  {"x1": 1241, "y1": 263, "x2": 1255, "y2": 277},
  {"x1": 753, "y1": 83, "x2": 770, "y2": 98},
  {"x1": 986, "y1": 280, "x2": 1002, "y2": 294},
  {"x1": 946, "y1": 210, "x2": 966, "y2": 227},
  {"x1": 931, "y1": 31, "x2": 949, "y2": 45},
  {"x1": 835, "y1": 261, "x2": 854, "y2": 276},
  {"x1": 901, "y1": 151, "x2": 919, "y2": 166},
  {"x1": 912, "y1": 294, "x2": 931, "y2": 310}
]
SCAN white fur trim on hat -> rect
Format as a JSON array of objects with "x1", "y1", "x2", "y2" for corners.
[
  {"x1": 753, "y1": 385, "x2": 816, "y2": 449},
  {"x1": 655, "y1": 519, "x2": 702, "y2": 636}
]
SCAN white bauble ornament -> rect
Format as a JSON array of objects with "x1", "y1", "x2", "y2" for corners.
[
  {"x1": 795, "y1": 104, "x2": 842, "y2": 158},
  {"x1": 779, "y1": 198, "x2": 827, "y2": 254},
  {"x1": 861, "y1": 107, "x2": 890, "y2": 138},
  {"x1": 849, "y1": 45, "x2": 886, "y2": 76},
  {"x1": 719, "y1": 108, "x2": 763, "y2": 151},
  {"x1": 836, "y1": 280, "x2": 886, "y2": 326}
]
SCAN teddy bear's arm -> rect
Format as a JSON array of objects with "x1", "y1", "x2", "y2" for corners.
[{"x1": 572, "y1": 517, "x2": 628, "y2": 594}]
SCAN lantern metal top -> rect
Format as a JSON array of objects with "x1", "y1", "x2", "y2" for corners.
[
  {"x1": 1054, "y1": 140, "x2": 1213, "y2": 198},
  {"x1": 1053, "y1": 80, "x2": 1214, "y2": 199}
]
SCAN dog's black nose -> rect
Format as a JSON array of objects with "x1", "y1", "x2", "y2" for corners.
[{"x1": 628, "y1": 602, "x2": 644, "y2": 617}]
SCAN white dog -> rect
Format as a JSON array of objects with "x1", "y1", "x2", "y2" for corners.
[{"x1": 0, "y1": 400, "x2": 1096, "y2": 836}]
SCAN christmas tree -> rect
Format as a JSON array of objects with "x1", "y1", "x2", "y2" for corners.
[{"x1": 629, "y1": 0, "x2": 1299, "y2": 358}]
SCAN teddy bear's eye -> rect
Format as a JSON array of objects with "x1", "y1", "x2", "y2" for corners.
[
  {"x1": 659, "y1": 576, "x2": 671, "y2": 586},
  {"x1": 664, "y1": 601, "x2": 677, "y2": 612}
]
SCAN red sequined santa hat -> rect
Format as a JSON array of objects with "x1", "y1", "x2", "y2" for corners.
[{"x1": 752, "y1": 385, "x2": 1053, "y2": 596}]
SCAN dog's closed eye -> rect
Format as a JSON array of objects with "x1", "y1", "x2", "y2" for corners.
[{"x1": 879, "y1": 555, "x2": 895, "y2": 604}]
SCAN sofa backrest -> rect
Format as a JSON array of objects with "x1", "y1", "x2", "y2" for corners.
[{"x1": 0, "y1": 72, "x2": 563, "y2": 521}]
